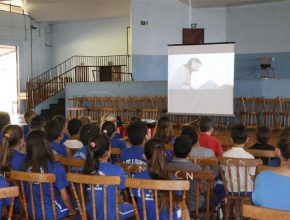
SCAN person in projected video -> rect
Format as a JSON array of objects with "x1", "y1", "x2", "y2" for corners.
[{"x1": 169, "y1": 58, "x2": 204, "y2": 89}]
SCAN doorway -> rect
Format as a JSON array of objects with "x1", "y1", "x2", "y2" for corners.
[{"x1": 0, "y1": 45, "x2": 18, "y2": 114}]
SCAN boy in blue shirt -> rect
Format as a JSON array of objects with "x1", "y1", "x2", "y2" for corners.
[
  {"x1": 44, "y1": 119, "x2": 67, "y2": 157},
  {"x1": 120, "y1": 121, "x2": 147, "y2": 165}
]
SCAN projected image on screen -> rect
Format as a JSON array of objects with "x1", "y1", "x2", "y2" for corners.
[{"x1": 168, "y1": 43, "x2": 234, "y2": 116}]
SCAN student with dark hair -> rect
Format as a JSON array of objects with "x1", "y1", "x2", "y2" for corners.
[
  {"x1": 222, "y1": 124, "x2": 255, "y2": 193},
  {"x1": 133, "y1": 138, "x2": 187, "y2": 219},
  {"x1": 53, "y1": 115, "x2": 69, "y2": 143},
  {"x1": 181, "y1": 126, "x2": 215, "y2": 158},
  {"x1": 153, "y1": 116, "x2": 175, "y2": 144},
  {"x1": 102, "y1": 121, "x2": 126, "y2": 150},
  {"x1": 24, "y1": 130, "x2": 75, "y2": 219},
  {"x1": 248, "y1": 125, "x2": 277, "y2": 165},
  {"x1": 23, "y1": 110, "x2": 37, "y2": 141},
  {"x1": 1, "y1": 125, "x2": 26, "y2": 172},
  {"x1": 83, "y1": 134, "x2": 134, "y2": 219},
  {"x1": 199, "y1": 117, "x2": 223, "y2": 157},
  {"x1": 120, "y1": 121, "x2": 147, "y2": 165},
  {"x1": 167, "y1": 135, "x2": 202, "y2": 213},
  {"x1": 44, "y1": 119, "x2": 67, "y2": 157},
  {"x1": 253, "y1": 127, "x2": 290, "y2": 211},
  {"x1": 63, "y1": 118, "x2": 83, "y2": 149},
  {"x1": 0, "y1": 111, "x2": 10, "y2": 145},
  {"x1": 73, "y1": 123, "x2": 100, "y2": 160},
  {"x1": 29, "y1": 115, "x2": 45, "y2": 132}
]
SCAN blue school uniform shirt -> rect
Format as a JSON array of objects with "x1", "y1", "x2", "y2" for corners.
[
  {"x1": 50, "y1": 141, "x2": 67, "y2": 157},
  {"x1": 253, "y1": 171, "x2": 290, "y2": 211},
  {"x1": 0, "y1": 175, "x2": 11, "y2": 217},
  {"x1": 0, "y1": 132, "x2": 2, "y2": 145},
  {"x1": 61, "y1": 133, "x2": 70, "y2": 144},
  {"x1": 73, "y1": 146, "x2": 87, "y2": 160},
  {"x1": 111, "y1": 134, "x2": 126, "y2": 150},
  {"x1": 11, "y1": 151, "x2": 26, "y2": 171},
  {"x1": 86, "y1": 162, "x2": 134, "y2": 220},
  {"x1": 133, "y1": 170, "x2": 181, "y2": 220},
  {"x1": 120, "y1": 146, "x2": 146, "y2": 165},
  {"x1": 25, "y1": 162, "x2": 70, "y2": 220},
  {"x1": 23, "y1": 124, "x2": 29, "y2": 142}
]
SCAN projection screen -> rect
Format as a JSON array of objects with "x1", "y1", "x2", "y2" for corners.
[{"x1": 168, "y1": 43, "x2": 235, "y2": 115}]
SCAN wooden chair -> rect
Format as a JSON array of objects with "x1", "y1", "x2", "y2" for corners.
[
  {"x1": 139, "y1": 108, "x2": 159, "y2": 121},
  {"x1": 125, "y1": 178, "x2": 190, "y2": 220},
  {"x1": 255, "y1": 165, "x2": 277, "y2": 177},
  {"x1": 189, "y1": 157, "x2": 218, "y2": 171},
  {"x1": 59, "y1": 157, "x2": 85, "y2": 173},
  {"x1": 164, "y1": 144, "x2": 174, "y2": 151},
  {"x1": 0, "y1": 186, "x2": 19, "y2": 220},
  {"x1": 116, "y1": 162, "x2": 147, "y2": 177},
  {"x1": 67, "y1": 173, "x2": 121, "y2": 220},
  {"x1": 243, "y1": 204, "x2": 290, "y2": 220},
  {"x1": 246, "y1": 149, "x2": 278, "y2": 165},
  {"x1": 9, "y1": 171, "x2": 57, "y2": 220},
  {"x1": 218, "y1": 157, "x2": 263, "y2": 220},
  {"x1": 54, "y1": 154, "x2": 63, "y2": 162},
  {"x1": 110, "y1": 148, "x2": 121, "y2": 163},
  {"x1": 171, "y1": 170, "x2": 215, "y2": 219}
]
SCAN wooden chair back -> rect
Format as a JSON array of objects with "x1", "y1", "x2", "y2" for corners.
[
  {"x1": 9, "y1": 171, "x2": 56, "y2": 220},
  {"x1": 189, "y1": 157, "x2": 218, "y2": 171},
  {"x1": 53, "y1": 154, "x2": 63, "y2": 162},
  {"x1": 110, "y1": 148, "x2": 121, "y2": 163},
  {"x1": 171, "y1": 169, "x2": 215, "y2": 219},
  {"x1": 67, "y1": 173, "x2": 121, "y2": 220},
  {"x1": 0, "y1": 186, "x2": 19, "y2": 220},
  {"x1": 125, "y1": 178, "x2": 190, "y2": 220},
  {"x1": 164, "y1": 144, "x2": 174, "y2": 151},
  {"x1": 59, "y1": 157, "x2": 85, "y2": 173},
  {"x1": 243, "y1": 204, "x2": 290, "y2": 220},
  {"x1": 139, "y1": 108, "x2": 159, "y2": 121},
  {"x1": 246, "y1": 149, "x2": 278, "y2": 165},
  {"x1": 218, "y1": 157, "x2": 262, "y2": 195},
  {"x1": 255, "y1": 165, "x2": 277, "y2": 176},
  {"x1": 116, "y1": 162, "x2": 147, "y2": 177}
]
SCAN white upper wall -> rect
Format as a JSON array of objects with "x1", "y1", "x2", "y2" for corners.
[
  {"x1": 227, "y1": 0, "x2": 290, "y2": 54},
  {"x1": 52, "y1": 17, "x2": 129, "y2": 65},
  {"x1": 132, "y1": 0, "x2": 227, "y2": 55}
]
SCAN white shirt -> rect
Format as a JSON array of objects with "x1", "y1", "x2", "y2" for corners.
[
  {"x1": 222, "y1": 147, "x2": 255, "y2": 192},
  {"x1": 63, "y1": 139, "x2": 83, "y2": 149}
]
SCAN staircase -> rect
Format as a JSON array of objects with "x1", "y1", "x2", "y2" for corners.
[
  {"x1": 27, "y1": 55, "x2": 132, "y2": 110},
  {"x1": 41, "y1": 98, "x2": 65, "y2": 120}
]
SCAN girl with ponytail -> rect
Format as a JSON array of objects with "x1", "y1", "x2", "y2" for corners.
[
  {"x1": 133, "y1": 138, "x2": 184, "y2": 220},
  {"x1": 82, "y1": 134, "x2": 134, "y2": 220},
  {"x1": 1, "y1": 125, "x2": 26, "y2": 172}
]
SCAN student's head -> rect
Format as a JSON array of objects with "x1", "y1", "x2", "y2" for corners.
[
  {"x1": 130, "y1": 117, "x2": 141, "y2": 124},
  {"x1": 44, "y1": 119, "x2": 63, "y2": 142},
  {"x1": 153, "y1": 116, "x2": 173, "y2": 144},
  {"x1": 101, "y1": 121, "x2": 116, "y2": 138},
  {"x1": 181, "y1": 126, "x2": 198, "y2": 145},
  {"x1": 24, "y1": 110, "x2": 37, "y2": 125},
  {"x1": 25, "y1": 130, "x2": 54, "y2": 172},
  {"x1": 174, "y1": 135, "x2": 192, "y2": 158},
  {"x1": 256, "y1": 125, "x2": 272, "y2": 144},
  {"x1": 0, "y1": 125, "x2": 24, "y2": 172},
  {"x1": 126, "y1": 121, "x2": 147, "y2": 146},
  {"x1": 80, "y1": 116, "x2": 91, "y2": 126},
  {"x1": 52, "y1": 115, "x2": 66, "y2": 130},
  {"x1": 230, "y1": 124, "x2": 248, "y2": 145},
  {"x1": 67, "y1": 118, "x2": 82, "y2": 136},
  {"x1": 277, "y1": 128, "x2": 290, "y2": 161},
  {"x1": 79, "y1": 123, "x2": 100, "y2": 146},
  {"x1": 83, "y1": 134, "x2": 110, "y2": 175},
  {"x1": 199, "y1": 117, "x2": 214, "y2": 133},
  {"x1": 0, "y1": 112, "x2": 10, "y2": 131},
  {"x1": 100, "y1": 113, "x2": 116, "y2": 127},
  {"x1": 30, "y1": 115, "x2": 45, "y2": 131}
]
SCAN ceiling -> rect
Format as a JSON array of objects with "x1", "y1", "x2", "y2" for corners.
[{"x1": 20, "y1": 0, "x2": 287, "y2": 23}]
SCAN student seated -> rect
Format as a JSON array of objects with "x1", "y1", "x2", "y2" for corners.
[
  {"x1": 0, "y1": 175, "x2": 11, "y2": 218},
  {"x1": 63, "y1": 118, "x2": 83, "y2": 150},
  {"x1": 102, "y1": 121, "x2": 126, "y2": 150},
  {"x1": 248, "y1": 125, "x2": 278, "y2": 165},
  {"x1": 1, "y1": 125, "x2": 26, "y2": 172},
  {"x1": 53, "y1": 115, "x2": 69, "y2": 143},
  {"x1": 253, "y1": 127, "x2": 290, "y2": 211},
  {"x1": 23, "y1": 110, "x2": 37, "y2": 141},
  {"x1": 73, "y1": 123, "x2": 99, "y2": 160},
  {"x1": 199, "y1": 117, "x2": 223, "y2": 157},
  {"x1": 181, "y1": 126, "x2": 215, "y2": 158},
  {"x1": 82, "y1": 134, "x2": 134, "y2": 220},
  {"x1": 167, "y1": 135, "x2": 203, "y2": 213},
  {"x1": 120, "y1": 121, "x2": 147, "y2": 165},
  {"x1": 0, "y1": 112, "x2": 10, "y2": 145},
  {"x1": 29, "y1": 115, "x2": 45, "y2": 132},
  {"x1": 222, "y1": 124, "x2": 255, "y2": 193},
  {"x1": 44, "y1": 119, "x2": 67, "y2": 157},
  {"x1": 153, "y1": 116, "x2": 175, "y2": 144},
  {"x1": 133, "y1": 138, "x2": 188, "y2": 219},
  {"x1": 23, "y1": 130, "x2": 75, "y2": 219}
]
